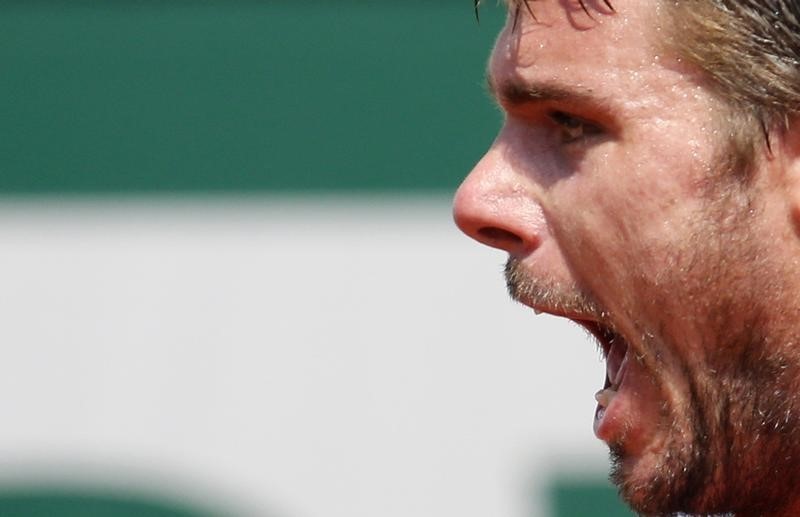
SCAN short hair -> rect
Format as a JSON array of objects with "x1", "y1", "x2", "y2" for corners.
[
  {"x1": 479, "y1": 0, "x2": 800, "y2": 173},
  {"x1": 474, "y1": 0, "x2": 613, "y2": 27},
  {"x1": 665, "y1": 2, "x2": 800, "y2": 138}
]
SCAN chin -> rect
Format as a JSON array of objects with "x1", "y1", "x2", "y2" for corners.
[
  {"x1": 609, "y1": 432, "x2": 711, "y2": 516},
  {"x1": 610, "y1": 447, "x2": 668, "y2": 514}
]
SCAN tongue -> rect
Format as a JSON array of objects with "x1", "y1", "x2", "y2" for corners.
[
  {"x1": 594, "y1": 340, "x2": 629, "y2": 434},
  {"x1": 592, "y1": 330, "x2": 632, "y2": 436},
  {"x1": 606, "y1": 338, "x2": 627, "y2": 387}
]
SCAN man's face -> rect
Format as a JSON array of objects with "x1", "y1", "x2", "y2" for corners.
[{"x1": 454, "y1": 1, "x2": 800, "y2": 514}]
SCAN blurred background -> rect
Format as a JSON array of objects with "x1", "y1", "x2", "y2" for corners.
[{"x1": 0, "y1": 1, "x2": 631, "y2": 516}]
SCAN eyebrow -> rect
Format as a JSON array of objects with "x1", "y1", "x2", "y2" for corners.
[{"x1": 486, "y1": 75, "x2": 604, "y2": 108}]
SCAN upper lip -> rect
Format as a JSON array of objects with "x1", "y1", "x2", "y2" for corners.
[
  {"x1": 522, "y1": 302, "x2": 620, "y2": 358},
  {"x1": 578, "y1": 319, "x2": 616, "y2": 357},
  {"x1": 524, "y1": 303, "x2": 597, "y2": 322}
]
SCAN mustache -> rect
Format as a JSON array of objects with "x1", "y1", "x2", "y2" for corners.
[{"x1": 505, "y1": 257, "x2": 605, "y2": 319}]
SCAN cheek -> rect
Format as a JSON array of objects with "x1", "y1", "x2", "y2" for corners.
[
  {"x1": 560, "y1": 130, "x2": 714, "y2": 243},
  {"x1": 549, "y1": 183, "x2": 662, "y2": 264},
  {"x1": 545, "y1": 157, "x2": 710, "y2": 313}
]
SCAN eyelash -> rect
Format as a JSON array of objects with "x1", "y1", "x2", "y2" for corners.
[{"x1": 548, "y1": 110, "x2": 603, "y2": 144}]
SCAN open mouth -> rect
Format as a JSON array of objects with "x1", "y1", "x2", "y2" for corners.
[{"x1": 580, "y1": 320, "x2": 631, "y2": 436}]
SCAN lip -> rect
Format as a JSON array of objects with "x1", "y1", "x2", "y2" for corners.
[
  {"x1": 563, "y1": 316, "x2": 634, "y2": 442},
  {"x1": 526, "y1": 305, "x2": 636, "y2": 441},
  {"x1": 526, "y1": 305, "x2": 609, "y2": 331},
  {"x1": 525, "y1": 306, "x2": 619, "y2": 363},
  {"x1": 574, "y1": 318, "x2": 617, "y2": 358}
]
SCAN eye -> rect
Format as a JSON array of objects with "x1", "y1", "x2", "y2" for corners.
[{"x1": 549, "y1": 110, "x2": 603, "y2": 144}]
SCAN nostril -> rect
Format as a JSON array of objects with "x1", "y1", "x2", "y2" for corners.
[{"x1": 477, "y1": 226, "x2": 524, "y2": 247}]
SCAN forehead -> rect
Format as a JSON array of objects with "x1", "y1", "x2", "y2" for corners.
[{"x1": 490, "y1": 1, "x2": 669, "y2": 99}]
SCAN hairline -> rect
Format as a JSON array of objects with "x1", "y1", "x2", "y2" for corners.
[{"x1": 483, "y1": 0, "x2": 766, "y2": 179}]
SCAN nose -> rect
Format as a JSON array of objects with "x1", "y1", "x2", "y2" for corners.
[{"x1": 452, "y1": 143, "x2": 544, "y2": 257}]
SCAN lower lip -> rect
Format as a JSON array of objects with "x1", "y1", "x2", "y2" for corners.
[
  {"x1": 594, "y1": 389, "x2": 620, "y2": 440},
  {"x1": 593, "y1": 405, "x2": 606, "y2": 436},
  {"x1": 594, "y1": 396, "x2": 620, "y2": 442},
  {"x1": 593, "y1": 356, "x2": 629, "y2": 440}
]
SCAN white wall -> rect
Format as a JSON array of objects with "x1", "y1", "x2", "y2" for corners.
[{"x1": 0, "y1": 195, "x2": 609, "y2": 517}]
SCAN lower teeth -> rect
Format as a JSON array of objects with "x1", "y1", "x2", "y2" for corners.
[{"x1": 595, "y1": 388, "x2": 616, "y2": 408}]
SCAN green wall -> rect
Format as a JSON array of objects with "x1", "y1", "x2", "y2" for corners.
[
  {"x1": 0, "y1": 489, "x2": 219, "y2": 517},
  {"x1": 550, "y1": 477, "x2": 635, "y2": 517},
  {"x1": 1, "y1": 1, "x2": 505, "y2": 193},
  {"x1": 1, "y1": 4, "x2": 636, "y2": 515}
]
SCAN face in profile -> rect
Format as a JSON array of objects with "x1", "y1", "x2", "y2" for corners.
[{"x1": 454, "y1": 1, "x2": 800, "y2": 515}]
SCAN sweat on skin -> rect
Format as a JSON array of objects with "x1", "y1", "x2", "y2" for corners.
[{"x1": 455, "y1": 1, "x2": 800, "y2": 515}]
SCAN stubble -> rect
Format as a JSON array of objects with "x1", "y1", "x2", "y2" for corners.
[{"x1": 504, "y1": 172, "x2": 800, "y2": 515}]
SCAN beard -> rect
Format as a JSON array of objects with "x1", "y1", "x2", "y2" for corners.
[
  {"x1": 505, "y1": 258, "x2": 604, "y2": 321},
  {"x1": 504, "y1": 178, "x2": 800, "y2": 515},
  {"x1": 609, "y1": 321, "x2": 800, "y2": 516}
]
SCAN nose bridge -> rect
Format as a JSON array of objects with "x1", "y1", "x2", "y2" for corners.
[{"x1": 452, "y1": 137, "x2": 547, "y2": 256}]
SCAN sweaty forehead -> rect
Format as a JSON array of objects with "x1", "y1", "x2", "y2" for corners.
[{"x1": 490, "y1": 1, "x2": 665, "y2": 87}]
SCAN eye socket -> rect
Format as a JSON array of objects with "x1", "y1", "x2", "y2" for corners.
[{"x1": 549, "y1": 110, "x2": 603, "y2": 144}]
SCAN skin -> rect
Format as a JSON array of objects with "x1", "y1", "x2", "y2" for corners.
[{"x1": 453, "y1": 1, "x2": 800, "y2": 515}]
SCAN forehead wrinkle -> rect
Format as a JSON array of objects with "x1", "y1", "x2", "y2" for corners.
[{"x1": 486, "y1": 34, "x2": 639, "y2": 114}]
